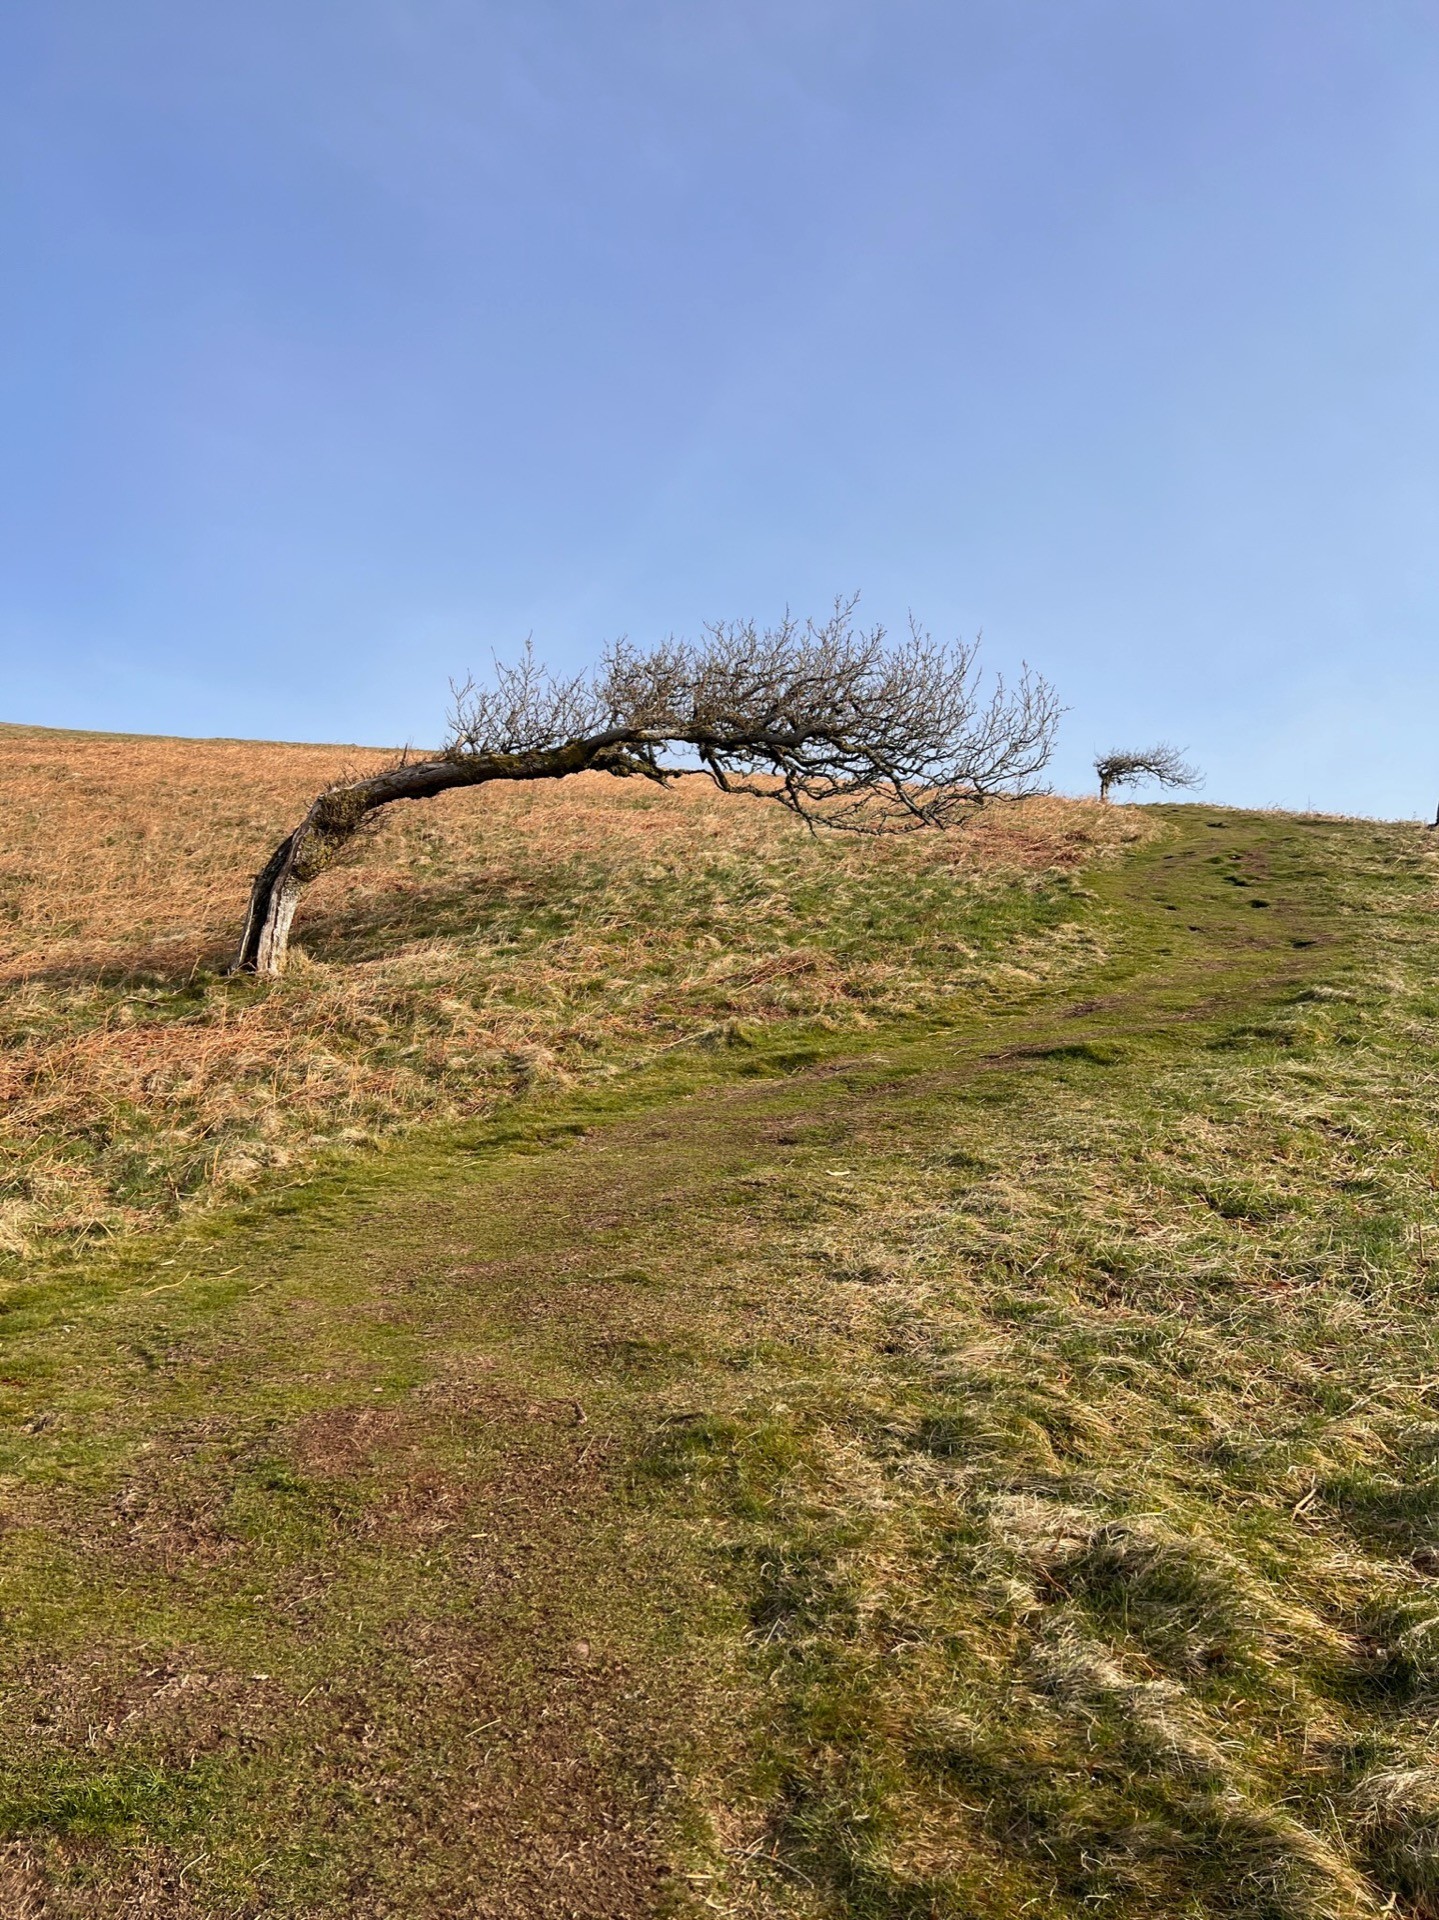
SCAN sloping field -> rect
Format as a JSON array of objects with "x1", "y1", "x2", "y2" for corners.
[
  {"x1": 0, "y1": 724, "x2": 1138, "y2": 1259},
  {"x1": 2, "y1": 734, "x2": 1439, "y2": 1917}
]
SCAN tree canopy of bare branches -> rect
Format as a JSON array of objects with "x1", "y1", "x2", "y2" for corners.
[
  {"x1": 1094, "y1": 744, "x2": 1202, "y2": 804},
  {"x1": 232, "y1": 601, "x2": 1062, "y2": 974}
]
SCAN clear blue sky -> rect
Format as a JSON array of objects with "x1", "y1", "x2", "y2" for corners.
[{"x1": 2, "y1": 2, "x2": 1436, "y2": 814}]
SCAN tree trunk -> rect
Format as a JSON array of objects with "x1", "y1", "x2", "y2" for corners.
[
  {"x1": 233, "y1": 832, "x2": 305, "y2": 975},
  {"x1": 228, "y1": 734, "x2": 652, "y2": 976},
  {"x1": 1098, "y1": 776, "x2": 1112, "y2": 802}
]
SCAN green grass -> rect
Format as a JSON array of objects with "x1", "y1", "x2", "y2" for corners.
[{"x1": 1, "y1": 805, "x2": 1438, "y2": 1916}]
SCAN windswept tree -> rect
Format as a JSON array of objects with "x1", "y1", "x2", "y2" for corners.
[
  {"x1": 232, "y1": 602, "x2": 1062, "y2": 975},
  {"x1": 1094, "y1": 743, "x2": 1202, "y2": 804}
]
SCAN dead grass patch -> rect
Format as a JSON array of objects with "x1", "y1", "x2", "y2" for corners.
[{"x1": 0, "y1": 1841, "x2": 209, "y2": 1919}]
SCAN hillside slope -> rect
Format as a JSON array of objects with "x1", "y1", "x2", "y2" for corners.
[
  {"x1": 1, "y1": 780, "x2": 1438, "y2": 1917},
  {"x1": 0, "y1": 723, "x2": 1137, "y2": 1259}
]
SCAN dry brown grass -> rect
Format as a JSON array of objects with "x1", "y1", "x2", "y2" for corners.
[{"x1": 0, "y1": 723, "x2": 1143, "y2": 1257}]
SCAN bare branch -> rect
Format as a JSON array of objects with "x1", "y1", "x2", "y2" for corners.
[{"x1": 448, "y1": 639, "x2": 605, "y2": 754}]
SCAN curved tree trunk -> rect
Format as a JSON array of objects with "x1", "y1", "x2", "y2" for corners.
[{"x1": 229, "y1": 735, "x2": 654, "y2": 976}]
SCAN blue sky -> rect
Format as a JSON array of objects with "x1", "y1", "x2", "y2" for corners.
[{"x1": 2, "y1": 2, "x2": 1436, "y2": 814}]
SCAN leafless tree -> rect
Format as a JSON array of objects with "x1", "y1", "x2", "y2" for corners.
[
  {"x1": 1094, "y1": 744, "x2": 1202, "y2": 804},
  {"x1": 232, "y1": 600, "x2": 1062, "y2": 975}
]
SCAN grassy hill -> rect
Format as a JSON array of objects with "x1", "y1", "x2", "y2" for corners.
[
  {"x1": 2, "y1": 727, "x2": 1438, "y2": 1917},
  {"x1": 0, "y1": 724, "x2": 1137, "y2": 1261}
]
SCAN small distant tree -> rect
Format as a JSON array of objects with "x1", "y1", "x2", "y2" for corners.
[
  {"x1": 231, "y1": 601, "x2": 1062, "y2": 975},
  {"x1": 1094, "y1": 744, "x2": 1202, "y2": 804}
]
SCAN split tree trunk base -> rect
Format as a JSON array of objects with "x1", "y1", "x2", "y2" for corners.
[{"x1": 231, "y1": 835, "x2": 303, "y2": 976}]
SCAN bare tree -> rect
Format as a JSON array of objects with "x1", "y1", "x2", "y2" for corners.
[
  {"x1": 1094, "y1": 744, "x2": 1202, "y2": 804},
  {"x1": 232, "y1": 601, "x2": 1062, "y2": 975}
]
